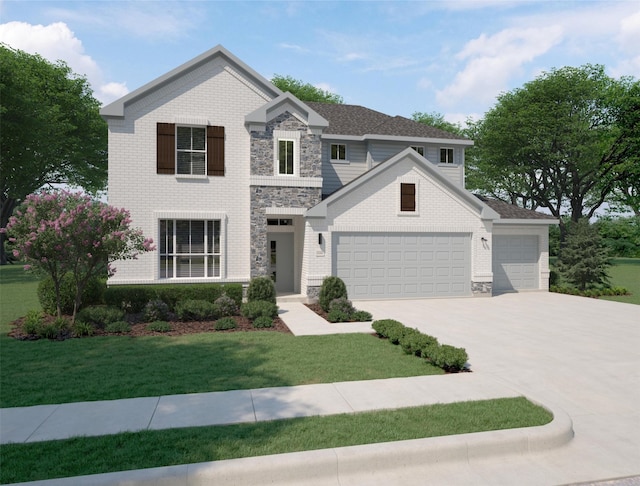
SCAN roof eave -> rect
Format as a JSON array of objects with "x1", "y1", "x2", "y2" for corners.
[
  {"x1": 320, "y1": 133, "x2": 473, "y2": 146},
  {"x1": 493, "y1": 218, "x2": 560, "y2": 225}
]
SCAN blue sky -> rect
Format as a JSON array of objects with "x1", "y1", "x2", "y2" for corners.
[{"x1": 1, "y1": 0, "x2": 639, "y2": 124}]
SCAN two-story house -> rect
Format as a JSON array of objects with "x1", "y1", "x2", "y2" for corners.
[{"x1": 101, "y1": 45, "x2": 556, "y2": 300}]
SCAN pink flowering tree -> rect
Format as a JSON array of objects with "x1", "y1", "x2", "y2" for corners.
[{"x1": 2, "y1": 190, "x2": 154, "y2": 322}]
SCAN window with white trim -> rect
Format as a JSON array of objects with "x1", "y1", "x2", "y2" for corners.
[
  {"x1": 440, "y1": 147, "x2": 454, "y2": 164},
  {"x1": 278, "y1": 139, "x2": 295, "y2": 175},
  {"x1": 331, "y1": 143, "x2": 347, "y2": 161},
  {"x1": 177, "y1": 126, "x2": 206, "y2": 175},
  {"x1": 411, "y1": 146, "x2": 424, "y2": 156},
  {"x1": 159, "y1": 219, "x2": 221, "y2": 278}
]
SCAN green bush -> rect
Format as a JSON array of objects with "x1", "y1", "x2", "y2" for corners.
[
  {"x1": 372, "y1": 319, "x2": 403, "y2": 339},
  {"x1": 319, "y1": 276, "x2": 348, "y2": 312},
  {"x1": 143, "y1": 299, "x2": 170, "y2": 322},
  {"x1": 241, "y1": 301, "x2": 279, "y2": 320},
  {"x1": 104, "y1": 286, "x2": 151, "y2": 313},
  {"x1": 327, "y1": 309, "x2": 350, "y2": 323},
  {"x1": 76, "y1": 306, "x2": 125, "y2": 329},
  {"x1": 329, "y1": 297, "x2": 355, "y2": 315},
  {"x1": 398, "y1": 327, "x2": 422, "y2": 355},
  {"x1": 38, "y1": 273, "x2": 105, "y2": 315},
  {"x1": 40, "y1": 317, "x2": 70, "y2": 340},
  {"x1": 146, "y1": 321, "x2": 171, "y2": 332},
  {"x1": 253, "y1": 316, "x2": 274, "y2": 328},
  {"x1": 22, "y1": 310, "x2": 44, "y2": 335},
  {"x1": 73, "y1": 321, "x2": 96, "y2": 337},
  {"x1": 214, "y1": 317, "x2": 237, "y2": 331},
  {"x1": 175, "y1": 300, "x2": 219, "y2": 321},
  {"x1": 427, "y1": 344, "x2": 468, "y2": 371},
  {"x1": 247, "y1": 276, "x2": 276, "y2": 304},
  {"x1": 104, "y1": 321, "x2": 131, "y2": 333},
  {"x1": 215, "y1": 294, "x2": 239, "y2": 317},
  {"x1": 351, "y1": 310, "x2": 373, "y2": 322}
]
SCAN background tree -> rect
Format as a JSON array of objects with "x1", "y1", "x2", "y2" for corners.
[
  {"x1": 466, "y1": 65, "x2": 640, "y2": 236},
  {"x1": 0, "y1": 45, "x2": 108, "y2": 264},
  {"x1": 557, "y1": 219, "x2": 611, "y2": 290},
  {"x1": 3, "y1": 191, "x2": 154, "y2": 322},
  {"x1": 411, "y1": 111, "x2": 465, "y2": 136},
  {"x1": 271, "y1": 74, "x2": 343, "y2": 103}
]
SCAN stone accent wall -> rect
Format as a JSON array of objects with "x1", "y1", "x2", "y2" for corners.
[
  {"x1": 250, "y1": 112, "x2": 322, "y2": 177},
  {"x1": 471, "y1": 281, "x2": 492, "y2": 297},
  {"x1": 250, "y1": 186, "x2": 322, "y2": 277}
]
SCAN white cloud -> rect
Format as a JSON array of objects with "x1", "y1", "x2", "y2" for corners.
[
  {"x1": 0, "y1": 21, "x2": 127, "y2": 105},
  {"x1": 436, "y1": 26, "x2": 563, "y2": 107},
  {"x1": 278, "y1": 43, "x2": 309, "y2": 53}
]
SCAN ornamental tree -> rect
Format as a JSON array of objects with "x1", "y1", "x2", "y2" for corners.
[{"x1": 2, "y1": 190, "x2": 154, "y2": 322}]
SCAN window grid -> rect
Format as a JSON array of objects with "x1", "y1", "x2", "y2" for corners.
[
  {"x1": 278, "y1": 140, "x2": 295, "y2": 174},
  {"x1": 440, "y1": 147, "x2": 454, "y2": 164},
  {"x1": 160, "y1": 219, "x2": 221, "y2": 278},
  {"x1": 331, "y1": 143, "x2": 347, "y2": 161},
  {"x1": 177, "y1": 126, "x2": 206, "y2": 175}
]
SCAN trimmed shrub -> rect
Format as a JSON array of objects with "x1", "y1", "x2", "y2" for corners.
[
  {"x1": 143, "y1": 299, "x2": 170, "y2": 322},
  {"x1": 104, "y1": 321, "x2": 131, "y2": 333},
  {"x1": 146, "y1": 321, "x2": 171, "y2": 332},
  {"x1": 38, "y1": 273, "x2": 105, "y2": 315},
  {"x1": 175, "y1": 300, "x2": 219, "y2": 321},
  {"x1": 319, "y1": 276, "x2": 348, "y2": 312},
  {"x1": 253, "y1": 316, "x2": 274, "y2": 328},
  {"x1": 241, "y1": 301, "x2": 279, "y2": 320},
  {"x1": 247, "y1": 276, "x2": 276, "y2": 304},
  {"x1": 76, "y1": 306, "x2": 125, "y2": 329},
  {"x1": 104, "y1": 286, "x2": 151, "y2": 313},
  {"x1": 351, "y1": 310, "x2": 373, "y2": 322},
  {"x1": 329, "y1": 297, "x2": 355, "y2": 315},
  {"x1": 372, "y1": 319, "x2": 403, "y2": 339},
  {"x1": 427, "y1": 344, "x2": 468, "y2": 371},
  {"x1": 327, "y1": 309, "x2": 350, "y2": 323},
  {"x1": 215, "y1": 294, "x2": 239, "y2": 317},
  {"x1": 72, "y1": 321, "x2": 95, "y2": 337},
  {"x1": 398, "y1": 327, "x2": 422, "y2": 354},
  {"x1": 214, "y1": 317, "x2": 237, "y2": 331}
]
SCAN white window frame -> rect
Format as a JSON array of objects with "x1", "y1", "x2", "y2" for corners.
[
  {"x1": 411, "y1": 145, "x2": 425, "y2": 156},
  {"x1": 440, "y1": 147, "x2": 454, "y2": 164},
  {"x1": 330, "y1": 143, "x2": 348, "y2": 163},
  {"x1": 274, "y1": 130, "x2": 300, "y2": 176},
  {"x1": 176, "y1": 125, "x2": 207, "y2": 175},
  {"x1": 159, "y1": 218, "x2": 222, "y2": 279},
  {"x1": 397, "y1": 176, "x2": 420, "y2": 217}
]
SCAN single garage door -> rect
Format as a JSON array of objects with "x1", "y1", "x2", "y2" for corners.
[
  {"x1": 333, "y1": 233, "x2": 470, "y2": 299},
  {"x1": 492, "y1": 235, "x2": 539, "y2": 291}
]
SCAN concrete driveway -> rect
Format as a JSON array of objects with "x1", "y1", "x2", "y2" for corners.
[{"x1": 351, "y1": 292, "x2": 640, "y2": 485}]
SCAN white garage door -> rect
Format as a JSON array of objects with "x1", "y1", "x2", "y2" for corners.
[
  {"x1": 333, "y1": 233, "x2": 471, "y2": 299},
  {"x1": 493, "y1": 235, "x2": 539, "y2": 291}
]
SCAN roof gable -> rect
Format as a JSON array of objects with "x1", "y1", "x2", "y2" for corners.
[
  {"x1": 100, "y1": 45, "x2": 281, "y2": 118},
  {"x1": 307, "y1": 147, "x2": 498, "y2": 219},
  {"x1": 245, "y1": 93, "x2": 328, "y2": 133}
]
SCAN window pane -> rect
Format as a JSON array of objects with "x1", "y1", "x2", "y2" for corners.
[
  {"x1": 190, "y1": 221, "x2": 204, "y2": 253},
  {"x1": 160, "y1": 220, "x2": 168, "y2": 254},
  {"x1": 177, "y1": 152, "x2": 191, "y2": 174},
  {"x1": 177, "y1": 257, "x2": 191, "y2": 277},
  {"x1": 339, "y1": 144, "x2": 345, "y2": 159},
  {"x1": 208, "y1": 256, "x2": 220, "y2": 277},
  {"x1": 177, "y1": 127, "x2": 191, "y2": 150},
  {"x1": 160, "y1": 256, "x2": 173, "y2": 278},
  {"x1": 192, "y1": 153, "x2": 205, "y2": 175},
  {"x1": 213, "y1": 220, "x2": 220, "y2": 253},
  {"x1": 191, "y1": 257, "x2": 205, "y2": 277},
  {"x1": 192, "y1": 127, "x2": 205, "y2": 150},
  {"x1": 331, "y1": 144, "x2": 338, "y2": 159},
  {"x1": 176, "y1": 220, "x2": 191, "y2": 253}
]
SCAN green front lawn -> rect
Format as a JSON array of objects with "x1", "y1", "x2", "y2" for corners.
[
  {"x1": 0, "y1": 397, "x2": 552, "y2": 484},
  {"x1": 600, "y1": 258, "x2": 640, "y2": 305}
]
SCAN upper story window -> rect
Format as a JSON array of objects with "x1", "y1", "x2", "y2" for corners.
[
  {"x1": 157, "y1": 123, "x2": 225, "y2": 176},
  {"x1": 278, "y1": 140, "x2": 295, "y2": 175},
  {"x1": 273, "y1": 130, "x2": 300, "y2": 177},
  {"x1": 177, "y1": 126, "x2": 206, "y2": 175},
  {"x1": 411, "y1": 146, "x2": 424, "y2": 156},
  {"x1": 440, "y1": 147, "x2": 454, "y2": 164},
  {"x1": 331, "y1": 143, "x2": 347, "y2": 162}
]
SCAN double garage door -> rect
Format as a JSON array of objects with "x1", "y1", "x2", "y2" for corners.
[
  {"x1": 333, "y1": 233, "x2": 470, "y2": 299},
  {"x1": 492, "y1": 235, "x2": 539, "y2": 291}
]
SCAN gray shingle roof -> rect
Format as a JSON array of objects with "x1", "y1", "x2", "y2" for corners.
[
  {"x1": 305, "y1": 102, "x2": 468, "y2": 141},
  {"x1": 474, "y1": 195, "x2": 557, "y2": 220}
]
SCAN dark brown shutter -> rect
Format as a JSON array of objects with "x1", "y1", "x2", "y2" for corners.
[
  {"x1": 400, "y1": 183, "x2": 416, "y2": 212},
  {"x1": 207, "y1": 126, "x2": 225, "y2": 176},
  {"x1": 157, "y1": 123, "x2": 175, "y2": 174}
]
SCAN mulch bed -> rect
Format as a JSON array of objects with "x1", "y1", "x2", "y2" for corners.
[{"x1": 8, "y1": 314, "x2": 292, "y2": 340}]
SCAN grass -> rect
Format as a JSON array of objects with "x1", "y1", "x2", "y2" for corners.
[
  {"x1": 0, "y1": 397, "x2": 552, "y2": 484},
  {"x1": 600, "y1": 258, "x2": 640, "y2": 305},
  {"x1": 0, "y1": 265, "x2": 40, "y2": 335}
]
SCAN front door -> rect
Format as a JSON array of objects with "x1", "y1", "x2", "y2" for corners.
[{"x1": 268, "y1": 233, "x2": 294, "y2": 293}]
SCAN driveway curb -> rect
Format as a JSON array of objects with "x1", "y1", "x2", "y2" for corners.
[{"x1": 11, "y1": 399, "x2": 573, "y2": 486}]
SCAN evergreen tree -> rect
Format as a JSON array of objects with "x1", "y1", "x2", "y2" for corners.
[{"x1": 557, "y1": 220, "x2": 611, "y2": 290}]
